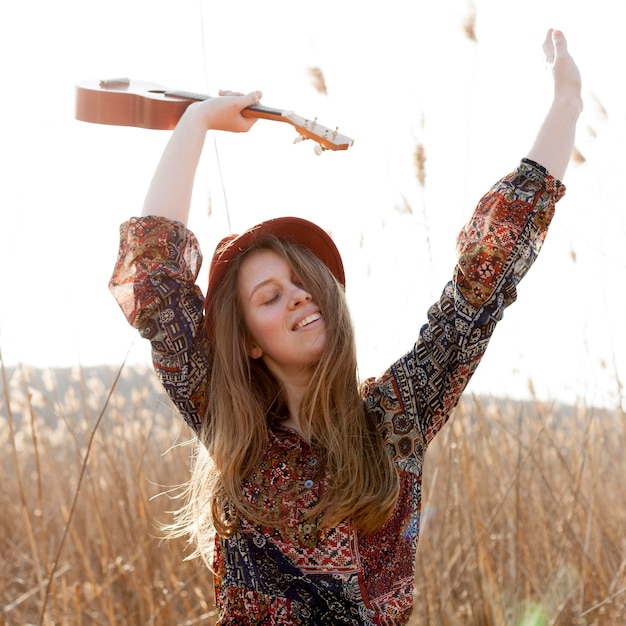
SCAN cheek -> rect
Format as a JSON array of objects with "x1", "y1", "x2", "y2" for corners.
[
  {"x1": 244, "y1": 309, "x2": 278, "y2": 348},
  {"x1": 315, "y1": 328, "x2": 328, "y2": 352}
]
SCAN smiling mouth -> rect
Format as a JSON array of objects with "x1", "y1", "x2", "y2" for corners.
[{"x1": 293, "y1": 312, "x2": 322, "y2": 331}]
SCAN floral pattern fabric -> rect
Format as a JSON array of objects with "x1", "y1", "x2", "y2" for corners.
[{"x1": 109, "y1": 159, "x2": 564, "y2": 624}]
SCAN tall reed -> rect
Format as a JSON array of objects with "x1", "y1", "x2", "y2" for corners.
[{"x1": 1, "y1": 358, "x2": 624, "y2": 624}]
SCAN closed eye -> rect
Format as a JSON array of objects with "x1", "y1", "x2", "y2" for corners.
[{"x1": 263, "y1": 292, "x2": 280, "y2": 305}]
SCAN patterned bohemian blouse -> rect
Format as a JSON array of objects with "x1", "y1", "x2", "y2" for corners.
[{"x1": 110, "y1": 159, "x2": 565, "y2": 625}]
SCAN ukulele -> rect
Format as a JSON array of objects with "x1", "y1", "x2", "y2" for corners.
[{"x1": 75, "y1": 78, "x2": 354, "y2": 151}]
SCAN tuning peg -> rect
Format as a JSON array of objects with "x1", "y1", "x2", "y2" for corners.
[
  {"x1": 294, "y1": 135, "x2": 305, "y2": 144},
  {"x1": 314, "y1": 145, "x2": 324, "y2": 156}
]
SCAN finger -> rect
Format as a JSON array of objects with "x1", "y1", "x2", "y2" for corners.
[
  {"x1": 551, "y1": 30, "x2": 569, "y2": 59},
  {"x1": 543, "y1": 28, "x2": 555, "y2": 65},
  {"x1": 218, "y1": 89, "x2": 244, "y2": 97},
  {"x1": 245, "y1": 90, "x2": 262, "y2": 107}
]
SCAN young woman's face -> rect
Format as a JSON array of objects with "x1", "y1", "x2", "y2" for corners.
[{"x1": 238, "y1": 248, "x2": 326, "y2": 382}]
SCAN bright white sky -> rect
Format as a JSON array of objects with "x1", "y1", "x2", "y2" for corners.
[{"x1": 1, "y1": 0, "x2": 624, "y2": 408}]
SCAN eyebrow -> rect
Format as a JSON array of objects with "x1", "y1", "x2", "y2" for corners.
[{"x1": 248, "y1": 278, "x2": 277, "y2": 301}]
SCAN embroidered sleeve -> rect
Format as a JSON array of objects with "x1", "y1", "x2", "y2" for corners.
[
  {"x1": 364, "y1": 160, "x2": 565, "y2": 465},
  {"x1": 109, "y1": 215, "x2": 210, "y2": 432}
]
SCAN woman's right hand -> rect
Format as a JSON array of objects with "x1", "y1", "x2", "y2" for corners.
[{"x1": 187, "y1": 89, "x2": 263, "y2": 133}]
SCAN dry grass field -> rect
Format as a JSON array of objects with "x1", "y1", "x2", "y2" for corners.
[{"x1": 2, "y1": 360, "x2": 625, "y2": 625}]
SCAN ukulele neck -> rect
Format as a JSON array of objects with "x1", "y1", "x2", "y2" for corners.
[{"x1": 163, "y1": 90, "x2": 292, "y2": 120}]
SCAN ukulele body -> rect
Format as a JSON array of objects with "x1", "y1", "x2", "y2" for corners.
[{"x1": 76, "y1": 79, "x2": 194, "y2": 130}]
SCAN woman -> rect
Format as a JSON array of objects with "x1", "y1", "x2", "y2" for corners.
[{"x1": 110, "y1": 29, "x2": 582, "y2": 625}]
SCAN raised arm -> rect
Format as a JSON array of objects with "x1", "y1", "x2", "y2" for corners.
[
  {"x1": 141, "y1": 90, "x2": 263, "y2": 224},
  {"x1": 526, "y1": 29, "x2": 582, "y2": 181},
  {"x1": 368, "y1": 30, "x2": 583, "y2": 450}
]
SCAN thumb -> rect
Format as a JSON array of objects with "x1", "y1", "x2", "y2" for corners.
[{"x1": 246, "y1": 90, "x2": 263, "y2": 106}]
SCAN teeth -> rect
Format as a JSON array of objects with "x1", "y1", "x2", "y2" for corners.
[{"x1": 294, "y1": 312, "x2": 321, "y2": 330}]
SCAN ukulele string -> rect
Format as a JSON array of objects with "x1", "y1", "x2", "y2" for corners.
[{"x1": 198, "y1": 0, "x2": 232, "y2": 232}]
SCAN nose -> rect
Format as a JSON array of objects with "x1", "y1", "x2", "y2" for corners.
[{"x1": 289, "y1": 284, "x2": 312, "y2": 308}]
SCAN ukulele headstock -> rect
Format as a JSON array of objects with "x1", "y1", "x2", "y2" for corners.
[
  {"x1": 243, "y1": 105, "x2": 353, "y2": 152},
  {"x1": 287, "y1": 114, "x2": 353, "y2": 152}
]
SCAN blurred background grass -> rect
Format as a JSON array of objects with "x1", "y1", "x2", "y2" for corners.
[{"x1": 2, "y1": 360, "x2": 625, "y2": 625}]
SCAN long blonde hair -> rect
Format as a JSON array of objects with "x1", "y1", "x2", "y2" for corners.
[{"x1": 170, "y1": 237, "x2": 399, "y2": 564}]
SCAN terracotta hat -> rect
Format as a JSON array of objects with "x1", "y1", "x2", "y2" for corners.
[{"x1": 204, "y1": 217, "x2": 345, "y2": 339}]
